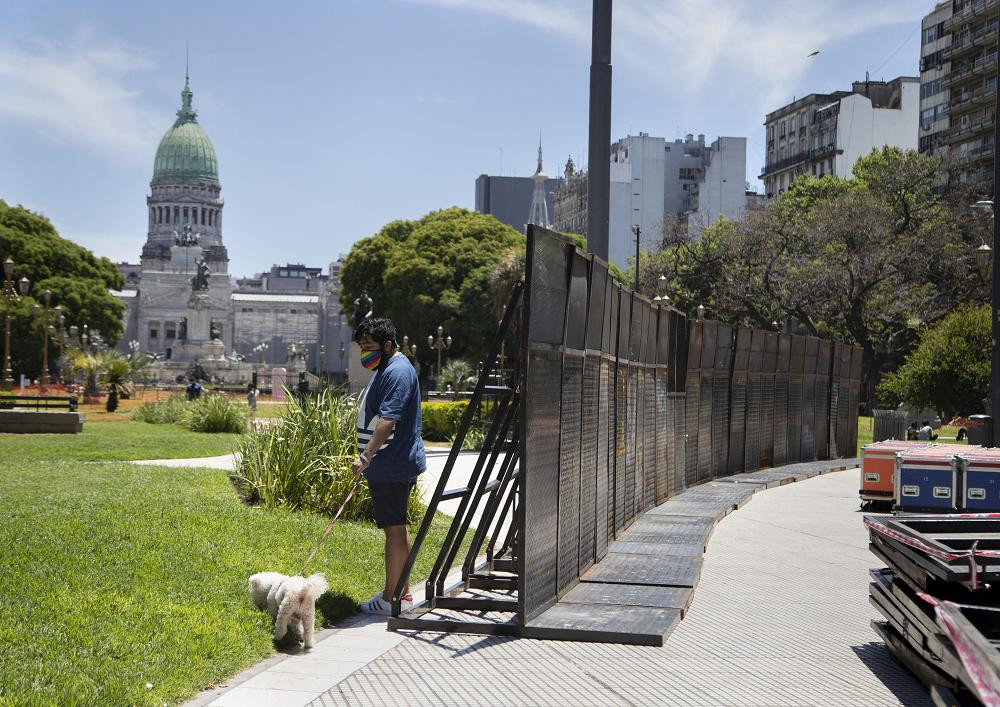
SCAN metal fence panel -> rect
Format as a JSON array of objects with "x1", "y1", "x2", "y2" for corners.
[
  {"x1": 800, "y1": 337, "x2": 818, "y2": 462},
  {"x1": 760, "y1": 332, "x2": 777, "y2": 469},
  {"x1": 670, "y1": 391, "x2": 687, "y2": 495},
  {"x1": 625, "y1": 359, "x2": 639, "y2": 526},
  {"x1": 580, "y1": 354, "x2": 599, "y2": 573},
  {"x1": 815, "y1": 340, "x2": 832, "y2": 459},
  {"x1": 596, "y1": 356, "x2": 610, "y2": 561},
  {"x1": 744, "y1": 330, "x2": 765, "y2": 472},
  {"x1": 837, "y1": 343, "x2": 852, "y2": 457},
  {"x1": 698, "y1": 321, "x2": 717, "y2": 483},
  {"x1": 685, "y1": 321, "x2": 703, "y2": 486},
  {"x1": 641, "y1": 306, "x2": 656, "y2": 511},
  {"x1": 526, "y1": 232, "x2": 568, "y2": 347},
  {"x1": 712, "y1": 324, "x2": 733, "y2": 479},
  {"x1": 829, "y1": 340, "x2": 843, "y2": 458},
  {"x1": 773, "y1": 334, "x2": 791, "y2": 466},
  {"x1": 728, "y1": 327, "x2": 751, "y2": 475},
  {"x1": 848, "y1": 346, "x2": 863, "y2": 455},
  {"x1": 522, "y1": 347, "x2": 562, "y2": 619},
  {"x1": 787, "y1": 335, "x2": 805, "y2": 462},
  {"x1": 614, "y1": 287, "x2": 629, "y2": 537},
  {"x1": 557, "y1": 352, "x2": 583, "y2": 594}
]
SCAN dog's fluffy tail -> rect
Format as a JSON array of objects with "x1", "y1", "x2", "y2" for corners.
[{"x1": 306, "y1": 572, "x2": 328, "y2": 599}]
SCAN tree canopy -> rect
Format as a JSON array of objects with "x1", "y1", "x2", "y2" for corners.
[
  {"x1": 0, "y1": 200, "x2": 124, "y2": 378},
  {"x1": 877, "y1": 305, "x2": 989, "y2": 418},
  {"x1": 637, "y1": 147, "x2": 989, "y2": 408},
  {"x1": 340, "y1": 208, "x2": 525, "y2": 371}
]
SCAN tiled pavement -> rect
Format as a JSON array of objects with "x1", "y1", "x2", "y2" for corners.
[{"x1": 190, "y1": 467, "x2": 932, "y2": 706}]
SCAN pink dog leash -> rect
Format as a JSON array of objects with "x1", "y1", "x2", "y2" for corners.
[{"x1": 298, "y1": 477, "x2": 362, "y2": 576}]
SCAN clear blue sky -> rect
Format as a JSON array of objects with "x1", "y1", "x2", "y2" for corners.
[{"x1": 1, "y1": 0, "x2": 928, "y2": 276}]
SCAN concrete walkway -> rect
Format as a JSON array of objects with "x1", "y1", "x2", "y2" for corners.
[
  {"x1": 131, "y1": 449, "x2": 481, "y2": 510},
  {"x1": 187, "y1": 467, "x2": 931, "y2": 707}
]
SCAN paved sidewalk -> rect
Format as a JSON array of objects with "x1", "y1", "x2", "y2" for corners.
[
  {"x1": 188, "y1": 468, "x2": 930, "y2": 706},
  {"x1": 131, "y1": 449, "x2": 480, "y2": 510}
]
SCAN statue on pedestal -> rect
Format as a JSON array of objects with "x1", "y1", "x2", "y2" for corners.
[
  {"x1": 352, "y1": 290, "x2": 374, "y2": 329},
  {"x1": 191, "y1": 258, "x2": 211, "y2": 292}
]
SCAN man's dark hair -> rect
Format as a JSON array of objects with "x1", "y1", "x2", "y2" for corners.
[{"x1": 353, "y1": 317, "x2": 397, "y2": 348}]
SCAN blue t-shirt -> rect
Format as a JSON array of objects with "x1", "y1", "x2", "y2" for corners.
[{"x1": 357, "y1": 353, "x2": 426, "y2": 482}]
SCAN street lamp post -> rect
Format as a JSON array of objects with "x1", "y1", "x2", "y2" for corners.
[
  {"x1": 401, "y1": 335, "x2": 418, "y2": 363},
  {"x1": 32, "y1": 289, "x2": 61, "y2": 392},
  {"x1": 427, "y1": 325, "x2": 452, "y2": 388},
  {"x1": 2, "y1": 259, "x2": 30, "y2": 391},
  {"x1": 973, "y1": 198, "x2": 999, "y2": 443}
]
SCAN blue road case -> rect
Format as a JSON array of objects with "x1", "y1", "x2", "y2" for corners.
[
  {"x1": 957, "y1": 449, "x2": 1000, "y2": 512},
  {"x1": 894, "y1": 446, "x2": 959, "y2": 512}
]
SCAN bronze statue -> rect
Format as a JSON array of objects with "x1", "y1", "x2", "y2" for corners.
[
  {"x1": 352, "y1": 290, "x2": 373, "y2": 328},
  {"x1": 191, "y1": 258, "x2": 211, "y2": 292},
  {"x1": 179, "y1": 317, "x2": 187, "y2": 340},
  {"x1": 210, "y1": 319, "x2": 221, "y2": 341}
]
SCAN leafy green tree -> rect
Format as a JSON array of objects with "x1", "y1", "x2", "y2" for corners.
[
  {"x1": 340, "y1": 208, "x2": 524, "y2": 368},
  {"x1": 0, "y1": 200, "x2": 124, "y2": 379},
  {"x1": 877, "y1": 306, "x2": 989, "y2": 418},
  {"x1": 639, "y1": 148, "x2": 984, "y2": 409}
]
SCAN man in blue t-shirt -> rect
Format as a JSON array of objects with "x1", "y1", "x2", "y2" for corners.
[{"x1": 351, "y1": 318, "x2": 426, "y2": 615}]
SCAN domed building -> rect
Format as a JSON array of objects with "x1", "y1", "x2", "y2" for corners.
[{"x1": 112, "y1": 76, "x2": 354, "y2": 386}]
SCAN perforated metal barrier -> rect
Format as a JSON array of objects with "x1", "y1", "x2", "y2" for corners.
[{"x1": 393, "y1": 225, "x2": 862, "y2": 639}]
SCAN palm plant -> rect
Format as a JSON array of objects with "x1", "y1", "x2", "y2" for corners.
[
  {"x1": 438, "y1": 359, "x2": 476, "y2": 400},
  {"x1": 100, "y1": 352, "x2": 133, "y2": 412},
  {"x1": 68, "y1": 350, "x2": 102, "y2": 402}
]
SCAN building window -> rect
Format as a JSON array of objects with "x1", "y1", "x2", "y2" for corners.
[
  {"x1": 174, "y1": 206, "x2": 180, "y2": 223},
  {"x1": 201, "y1": 208, "x2": 205, "y2": 225},
  {"x1": 149, "y1": 328, "x2": 158, "y2": 339},
  {"x1": 166, "y1": 326, "x2": 176, "y2": 339}
]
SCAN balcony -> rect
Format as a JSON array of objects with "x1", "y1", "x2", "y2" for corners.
[
  {"x1": 950, "y1": 84, "x2": 997, "y2": 114},
  {"x1": 943, "y1": 21, "x2": 998, "y2": 60},
  {"x1": 759, "y1": 144, "x2": 838, "y2": 179},
  {"x1": 947, "y1": 51, "x2": 998, "y2": 86},
  {"x1": 948, "y1": 117, "x2": 996, "y2": 142},
  {"x1": 944, "y1": 0, "x2": 999, "y2": 31}
]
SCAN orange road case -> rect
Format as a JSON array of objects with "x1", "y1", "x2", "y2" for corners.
[{"x1": 860, "y1": 440, "x2": 932, "y2": 504}]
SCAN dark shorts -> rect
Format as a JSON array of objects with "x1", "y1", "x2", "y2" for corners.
[{"x1": 369, "y1": 480, "x2": 415, "y2": 529}]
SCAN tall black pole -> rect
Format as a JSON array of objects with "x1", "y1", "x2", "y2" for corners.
[
  {"x1": 993, "y1": 26, "x2": 1000, "y2": 446},
  {"x1": 633, "y1": 225, "x2": 640, "y2": 291},
  {"x1": 587, "y1": 0, "x2": 612, "y2": 262}
]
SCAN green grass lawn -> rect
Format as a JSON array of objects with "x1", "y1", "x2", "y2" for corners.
[
  {"x1": 0, "y1": 419, "x2": 238, "y2": 462},
  {"x1": 0, "y1": 438, "x2": 458, "y2": 705}
]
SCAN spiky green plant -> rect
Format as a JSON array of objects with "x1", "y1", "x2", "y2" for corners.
[
  {"x1": 131, "y1": 395, "x2": 188, "y2": 424},
  {"x1": 100, "y1": 353, "x2": 133, "y2": 412},
  {"x1": 181, "y1": 394, "x2": 248, "y2": 434},
  {"x1": 233, "y1": 389, "x2": 421, "y2": 522}
]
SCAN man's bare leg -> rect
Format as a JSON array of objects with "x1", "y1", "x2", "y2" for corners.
[{"x1": 382, "y1": 524, "x2": 411, "y2": 600}]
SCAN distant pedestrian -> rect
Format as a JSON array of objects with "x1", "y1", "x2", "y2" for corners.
[
  {"x1": 186, "y1": 377, "x2": 202, "y2": 401},
  {"x1": 917, "y1": 420, "x2": 938, "y2": 441},
  {"x1": 246, "y1": 383, "x2": 258, "y2": 415}
]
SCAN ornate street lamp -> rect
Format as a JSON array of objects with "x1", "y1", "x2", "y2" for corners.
[
  {"x1": 2, "y1": 258, "x2": 30, "y2": 391},
  {"x1": 32, "y1": 289, "x2": 60, "y2": 392},
  {"x1": 401, "y1": 335, "x2": 418, "y2": 363},
  {"x1": 427, "y1": 325, "x2": 452, "y2": 388}
]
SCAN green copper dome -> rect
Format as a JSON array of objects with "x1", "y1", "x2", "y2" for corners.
[{"x1": 152, "y1": 79, "x2": 218, "y2": 184}]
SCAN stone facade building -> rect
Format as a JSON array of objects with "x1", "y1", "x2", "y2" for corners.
[
  {"x1": 113, "y1": 76, "x2": 351, "y2": 383},
  {"x1": 553, "y1": 133, "x2": 748, "y2": 269},
  {"x1": 760, "y1": 76, "x2": 919, "y2": 197}
]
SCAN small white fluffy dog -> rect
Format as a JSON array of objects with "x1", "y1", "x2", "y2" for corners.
[{"x1": 248, "y1": 572, "x2": 328, "y2": 648}]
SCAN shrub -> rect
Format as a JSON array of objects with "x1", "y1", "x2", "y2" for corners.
[
  {"x1": 421, "y1": 401, "x2": 468, "y2": 440},
  {"x1": 453, "y1": 425, "x2": 486, "y2": 451},
  {"x1": 234, "y1": 389, "x2": 422, "y2": 522},
  {"x1": 877, "y1": 305, "x2": 990, "y2": 418},
  {"x1": 181, "y1": 394, "x2": 248, "y2": 434},
  {"x1": 131, "y1": 395, "x2": 187, "y2": 424}
]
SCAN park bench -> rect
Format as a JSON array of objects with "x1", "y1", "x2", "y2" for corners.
[{"x1": 0, "y1": 395, "x2": 78, "y2": 411}]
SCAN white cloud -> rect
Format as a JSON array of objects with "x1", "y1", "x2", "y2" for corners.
[
  {"x1": 402, "y1": 0, "x2": 926, "y2": 115},
  {"x1": 0, "y1": 27, "x2": 162, "y2": 162}
]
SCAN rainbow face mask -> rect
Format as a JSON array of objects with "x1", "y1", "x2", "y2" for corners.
[{"x1": 360, "y1": 349, "x2": 382, "y2": 371}]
